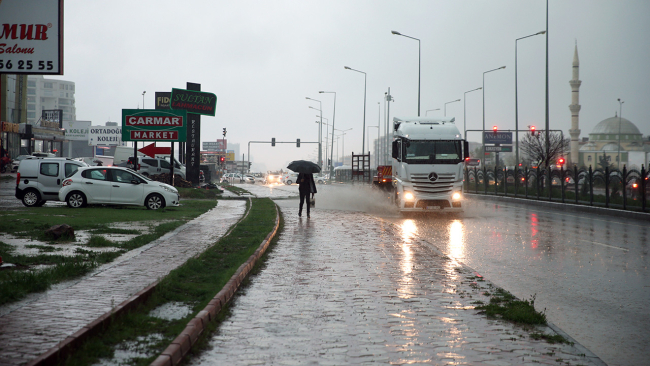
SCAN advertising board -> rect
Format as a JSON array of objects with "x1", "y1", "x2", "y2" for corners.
[
  {"x1": 170, "y1": 88, "x2": 217, "y2": 116},
  {"x1": 89, "y1": 126, "x2": 122, "y2": 146},
  {"x1": 483, "y1": 131, "x2": 513, "y2": 145},
  {"x1": 62, "y1": 120, "x2": 91, "y2": 141},
  {"x1": 121, "y1": 109, "x2": 187, "y2": 142},
  {"x1": 0, "y1": 0, "x2": 64, "y2": 75}
]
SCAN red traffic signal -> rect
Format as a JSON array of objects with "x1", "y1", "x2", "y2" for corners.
[
  {"x1": 557, "y1": 157, "x2": 565, "y2": 165},
  {"x1": 530, "y1": 126, "x2": 536, "y2": 135},
  {"x1": 492, "y1": 126, "x2": 498, "y2": 134},
  {"x1": 219, "y1": 156, "x2": 225, "y2": 163}
]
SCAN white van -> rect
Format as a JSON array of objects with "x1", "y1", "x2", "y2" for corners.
[{"x1": 15, "y1": 157, "x2": 88, "y2": 207}]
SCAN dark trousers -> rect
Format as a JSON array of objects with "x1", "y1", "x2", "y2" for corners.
[{"x1": 299, "y1": 191, "x2": 310, "y2": 216}]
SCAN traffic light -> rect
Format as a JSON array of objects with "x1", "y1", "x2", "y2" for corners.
[
  {"x1": 296, "y1": 138, "x2": 300, "y2": 147},
  {"x1": 271, "y1": 138, "x2": 276, "y2": 147},
  {"x1": 557, "y1": 157, "x2": 565, "y2": 166},
  {"x1": 530, "y1": 125, "x2": 537, "y2": 136},
  {"x1": 219, "y1": 156, "x2": 225, "y2": 164},
  {"x1": 222, "y1": 128, "x2": 227, "y2": 137},
  {"x1": 492, "y1": 126, "x2": 498, "y2": 134}
]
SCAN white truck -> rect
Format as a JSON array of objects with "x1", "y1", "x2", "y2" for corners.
[{"x1": 391, "y1": 116, "x2": 470, "y2": 212}]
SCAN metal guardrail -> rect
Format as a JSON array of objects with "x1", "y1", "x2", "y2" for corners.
[{"x1": 464, "y1": 165, "x2": 648, "y2": 213}]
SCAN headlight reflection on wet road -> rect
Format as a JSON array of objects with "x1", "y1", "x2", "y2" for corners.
[{"x1": 398, "y1": 219, "x2": 417, "y2": 299}]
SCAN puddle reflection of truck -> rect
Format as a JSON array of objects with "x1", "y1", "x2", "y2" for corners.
[{"x1": 383, "y1": 116, "x2": 470, "y2": 212}]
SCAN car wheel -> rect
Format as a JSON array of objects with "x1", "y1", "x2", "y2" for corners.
[
  {"x1": 286, "y1": 180, "x2": 292, "y2": 185},
  {"x1": 145, "y1": 193, "x2": 165, "y2": 210},
  {"x1": 22, "y1": 189, "x2": 41, "y2": 207},
  {"x1": 66, "y1": 192, "x2": 86, "y2": 208}
]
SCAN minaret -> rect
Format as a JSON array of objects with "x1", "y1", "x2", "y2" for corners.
[{"x1": 568, "y1": 41, "x2": 582, "y2": 166}]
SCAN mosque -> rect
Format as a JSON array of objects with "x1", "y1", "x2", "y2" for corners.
[{"x1": 568, "y1": 43, "x2": 650, "y2": 170}]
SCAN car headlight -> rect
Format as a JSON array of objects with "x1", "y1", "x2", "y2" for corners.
[
  {"x1": 403, "y1": 191, "x2": 415, "y2": 201},
  {"x1": 162, "y1": 185, "x2": 176, "y2": 193},
  {"x1": 452, "y1": 191, "x2": 461, "y2": 200}
]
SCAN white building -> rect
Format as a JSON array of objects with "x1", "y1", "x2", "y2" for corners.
[{"x1": 27, "y1": 75, "x2": 76, "y2": 125}]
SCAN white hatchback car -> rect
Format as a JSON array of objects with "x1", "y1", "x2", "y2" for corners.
[{"x1": 59, "y1": 166, "x2": 180, "y2": 210}]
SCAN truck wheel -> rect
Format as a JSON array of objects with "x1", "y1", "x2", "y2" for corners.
[
  {"x1": 22, "y1": 190, "x2": 41, "y2": 207},
  {"x1": 66, "y1": 192, "x2": 86, "y2": 208},
  {"x1": 145, "y1": 194, "x2": 165, "y2": 210}
]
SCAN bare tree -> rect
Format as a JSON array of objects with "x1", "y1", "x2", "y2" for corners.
[{"x1": 519, "y1": 132, "x2": 570, "y2": 167}]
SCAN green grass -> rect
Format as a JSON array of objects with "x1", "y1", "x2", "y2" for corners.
[
  {"x1": 475, "y1": 288, "x2": 547, "y2": 325},
  {"x1": 58, "y1": 198, "x2": 279, "y2": 366},
  {"x1": 177, "y1": 187, "x2": 222, "y2": 199},
  {"x1": 0, "y1": 200, "x2": 217, "y2": 306}
]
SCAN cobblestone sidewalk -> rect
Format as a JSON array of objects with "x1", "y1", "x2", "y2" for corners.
[{"x1": 0, "y1": 200, "x2": 246, "y2": 366}]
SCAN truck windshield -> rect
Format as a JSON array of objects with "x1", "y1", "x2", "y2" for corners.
[{"x1": 403, "y1": 140, "x2": 463, "y2": 164}]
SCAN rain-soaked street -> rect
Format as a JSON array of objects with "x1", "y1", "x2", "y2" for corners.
[{"x1": 188, "y1": 183, "x2": 649, "y2": 366}]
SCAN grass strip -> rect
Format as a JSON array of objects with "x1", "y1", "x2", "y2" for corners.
[
  {"x1": 0, "y1": 200, "x2": 217, "y2": 306},
  {"x1": 58, "y1": 197, "x2": 278, "y2": 366},
  {"x1": 475, "y1": 288, "x2": 547, "y2": 325}
]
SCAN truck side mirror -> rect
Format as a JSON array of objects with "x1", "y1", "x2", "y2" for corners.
[
  {"x1": 392, "y1": 140, "x2": 398, "y2": 159},
  {"x1": 463, "y1": 140, "x2": 470, "y2": 159}
]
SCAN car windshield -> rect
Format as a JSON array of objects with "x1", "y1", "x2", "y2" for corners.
[{"x1": 403, "y1": 139, "x2": 463, "y2": 164}]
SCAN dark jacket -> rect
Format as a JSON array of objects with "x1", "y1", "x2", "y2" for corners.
[{"x1": 297, "y1": 173, "x2": 317, "y2": 194}]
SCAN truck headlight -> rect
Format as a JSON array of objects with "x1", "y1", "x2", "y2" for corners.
[
  {"x1": 404, "y1": 191, "x2": 415, "y2": 201},
  {"x1": 452, "y1": 191, "x2": 461, "y2": 200}
]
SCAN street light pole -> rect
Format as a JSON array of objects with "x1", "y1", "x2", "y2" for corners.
[
  {"x1": 339, "y1": 128, "x2": 352, "y2": 165},
  {"x1": 516, "y1": 30, "x2": 546, "y2": 167},
  {"x1": 463, "y1": 87, "x2": 482, "y2": 139},
  {"x1": 368, "y1": 125, "x2": 380, "y2": 166},
  {"x1": 306, "y1": 97, "x2": 323, "y2": 167},
  {"x1": 344, "y1": 66, "x2": 367, "y2": 155},
  {"x1": 425, "y1": 108, "x2": 440, "y2": 116},
  {"x1": 444, "y1": 99, "x2": 461, "y2": 117},
  {"x1": 482, "y1": 66, "x2": 506, "y2": 163},
  {"x1": 316, "y1": 116, "x2": 330, "y2": 168},
  {"x1": 392, "y1": 30, "x2": 420, "y2": 116},
  {"x1": 320, "y1": 91, "x2": 336, "y2": 179},
  {"x1": 618, "y1": 98, "x2": 624, "y2": 170},
  {"x1": 142, "y1": 91, "x2": 146, "y2": 109}
]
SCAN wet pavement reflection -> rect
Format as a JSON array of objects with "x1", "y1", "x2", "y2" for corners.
[{"x1": 188, "y1": 190, "x2": 602, "y2": 365}]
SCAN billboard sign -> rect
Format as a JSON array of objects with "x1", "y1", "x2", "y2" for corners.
[
  {"x1": 170, "y1": 88, "x2": 217, "y2": 116},
  {"x1": 0, "y1": 0, "x2": 64, "y2": 75},
  {"x1": 483, "y1": 131, "x2": 513, "y2": 145},
  {"x1": 155, "y1": 92, "x2": 171, "y2": 110},
  {"x1": 484, "y1": 145, "x2": 513, "y2": 153},
  {"x1": 62, "y1": 120, "x2": 90, "y2": 141},
  {"x1": 89, "y1": 126, "x2": 122, "y2": 146},
  {"x1": 41, "y1": 109, "x2": 63, "y2": 128},
  {"x1": 121, "y1": 109, "x2": 187, "y2": 142}
]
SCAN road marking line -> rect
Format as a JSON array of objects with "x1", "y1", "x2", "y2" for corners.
[{"x1": 577, "y1": 239, "x2": 629, "y2": 251}]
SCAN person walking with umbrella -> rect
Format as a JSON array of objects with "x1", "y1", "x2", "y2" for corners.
[{"x1": 287, "y1": 160, "x2": 320, "y2": 218}]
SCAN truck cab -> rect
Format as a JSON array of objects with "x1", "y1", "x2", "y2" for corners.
[{"x1": 391, "y1": 116, "x2": 469, "y2": 212}]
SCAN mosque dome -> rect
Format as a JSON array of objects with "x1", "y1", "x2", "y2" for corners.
[
  {"x1": 600, "y1": 142, "x2": 622, "y2": 151},
  {"x1": 591, "y1": 115, "x2": 641, "y2": 135}
]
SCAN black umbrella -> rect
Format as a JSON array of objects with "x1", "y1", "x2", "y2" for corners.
[{"x1": 287, "y1": 160, "x2": 321, "y2": 174}]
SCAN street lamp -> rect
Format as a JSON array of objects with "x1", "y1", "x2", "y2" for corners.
[
  {"x1": 482, "y1": 66, "x2": 506, "y2": 159},
  {"x1": 339, "y1": 128, "x2": 352, "y2": 165},
  {"x1": 315, "y1": 116, "x2": 330, "y2": 168},
  {"x1": 392, "y1": 30, "x2": 420, "y2": 116},
  {"x1": 319, "y1": 91, "x2": 336, "y2": 179},
  {"x1": 142, "y1": 91, "x2": 146, "y2": 109},
  {"x1": 368, "y1": 125, "x2": 380, "y2": 166},
  {"x1": 306, "y1": 97, "x2": 323, "y2": 167},
  {"x1": 463, "y1": 87, "x2": 482, "y2": 139},
  {"x1": 444, "y1": 99, "x2": 460, "y2": 117},
  {"x1": 344, "y1": 66, "x2": 367, "y2": 155},
  {"x1": 425, "y1": 108, "x2": 440, "y2": 116},
  {"x1": 617, "y1": 98, "x2": 624, "y2": 170},
  {"x1": 516, "y1": 30, "x2": 546, "y2": 166}
]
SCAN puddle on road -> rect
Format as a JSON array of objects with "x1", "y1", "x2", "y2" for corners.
[
  {"x1": 91, "y1": 333, "x2": 164, "y2": 366},
  {"x1": 148, "y1": 301, "x2": 193, "y2": 321}
]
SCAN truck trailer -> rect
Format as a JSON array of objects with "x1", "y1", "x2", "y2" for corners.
[{"x1": 390, "y1": 116, "x2": 469, "y2": 212}]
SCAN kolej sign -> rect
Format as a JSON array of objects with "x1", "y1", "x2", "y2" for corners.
[
  {"x1": 121, "y1": 109, "x2": 187, "y2": 142},
  {"x1": 89, "y1": 126, "x2": 122, "y2": 146},
  {"x1": 0, "y1": 0, "x2": 64, "y2": 75},
  {"x1": 170, "y1": 88, "x2": 217, "y2": 116}
]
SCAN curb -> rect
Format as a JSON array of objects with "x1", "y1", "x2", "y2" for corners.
[
  {"x1": 467, "y1": 193, "x2": 650, "y2": 221},
  {"x1": 151, "y1": 202, "x2": 281, "y2": 366}
]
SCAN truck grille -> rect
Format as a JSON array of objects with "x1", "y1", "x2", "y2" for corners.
[{"x1": 410, "y1": 173, "x2": 455, "y2": 195}]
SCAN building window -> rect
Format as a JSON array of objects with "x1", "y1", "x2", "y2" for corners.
[
  {"x1": 59, "y1": 84, "x2": 65, "y2": 89},
  {"x1": 27, "y1": 88, "x2": 36, "y2": 95},
  {"x1": 44, "y1": 82, "x2": 53, "y2": 88},
  {"x1": 27, "y1": 104, "x2": 35, "y2": 111},
  {"x1": 587, "y1": 155, "x2": 592, "y2": 162},
  {"x1": 27, "y1": 112, "x2": 35, "y2": 119},
  {"x1": 28, "y1": 81, "x2": 36, "y2": 87}
]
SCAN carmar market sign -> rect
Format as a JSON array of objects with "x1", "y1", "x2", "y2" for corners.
[
  {"x1": 170, "y1": 88, "x2": 217, "y2": 116},
  {"x1": 0, "y1": 0, "x2": 64, "y2": 75},
  {"x1": 121, "y1": 109, "x2": 187, "y2": 142}
]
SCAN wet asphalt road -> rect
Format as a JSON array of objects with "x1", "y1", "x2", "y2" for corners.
[{"x1": 380, "y1": 199, "x2": 649, "y2": 366}]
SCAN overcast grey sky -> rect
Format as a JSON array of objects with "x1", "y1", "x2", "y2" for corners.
[{"x1": 57, "y1": 0, "x2": 650, "y2": 171}]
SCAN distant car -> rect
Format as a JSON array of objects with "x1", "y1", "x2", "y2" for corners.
[
  {"x1": 315, "y1": 174, "x2": 328, "y2": 184},
  {"x1": 282, "y1": 172, "x2": 299, "y2": 185},
  {"x1": 264, "y1": 173, "x2": 282, "y2": 185},
  {"x1": 242, "y1": 175, "x2": 255, "y2": 184},
  {"x1": 220, "y1": 173, "x2": 241, "y2": 184},
  {"x1": 11, "y1": 155, "x2": 30, "y2": 172},
  {"x1": 59, "y1": 166, "x2": 179, "y2": 210},
  {"x1": 15, "y1": 157, "x2": 88, "y2": 207}
]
